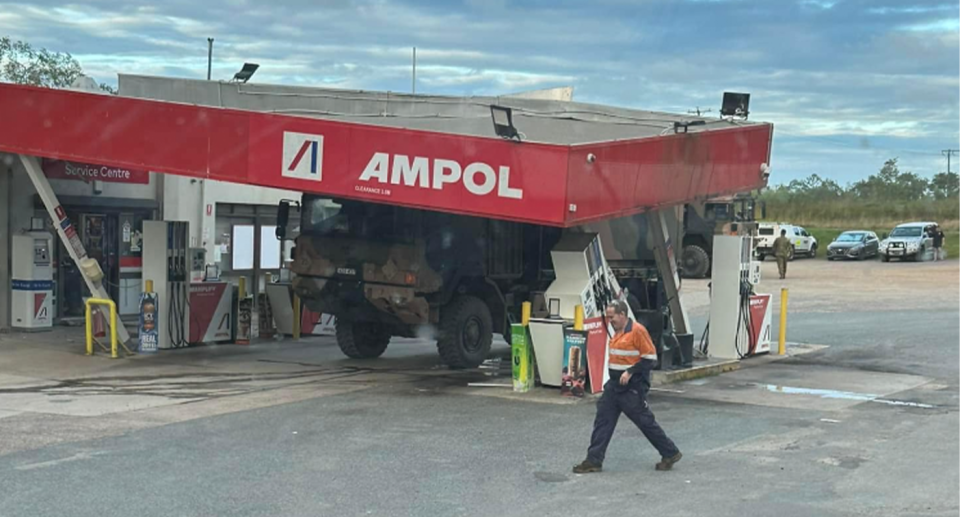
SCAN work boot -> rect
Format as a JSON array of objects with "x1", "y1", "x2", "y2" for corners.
[
  {"x1": 572, "y1": 459, "x2": 602, "y2": 474},
  {"x1": 655, "y1": 452, "x2": 683, "y2": 471}
]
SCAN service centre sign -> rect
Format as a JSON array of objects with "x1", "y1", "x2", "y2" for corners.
[{"x1": 42, "y1": 159, "x2": 149, "y2": 184}]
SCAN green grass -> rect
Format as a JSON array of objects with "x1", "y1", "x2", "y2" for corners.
[
  {"x1": 761, "y1": 197, "x2": 960, "y2": 229},
  {"x1": 805, "y1": 227, "x2": 959, "y2": 261}
]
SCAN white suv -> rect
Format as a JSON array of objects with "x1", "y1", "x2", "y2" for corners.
[
  {"x1": 756, "y1": 223, "x2": 818, "y2": 260},
  {"x1": 879, "y1": 222, "x2": 937, "y2": 262}
]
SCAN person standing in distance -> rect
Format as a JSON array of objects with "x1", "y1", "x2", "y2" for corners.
[
  {"x1": 773, "y1": 229, "x2": 793, "y2": 280},
  {"x1": 932, "y1": 225, "x2": 945, "y2": 261},
  {"x1": 573, "y1": 301, "x2": 682, "y2": 474}
]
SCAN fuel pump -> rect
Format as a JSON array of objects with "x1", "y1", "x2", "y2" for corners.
[
  {"x1": 143, "y1": 221, "x2": 191, "y2": 349},
  {"x1": 11, "y1": 232, "x2": 54, "y2": 330},
  {"x1": 707, "y1": 235, "x2": 770, "y2": 359}
]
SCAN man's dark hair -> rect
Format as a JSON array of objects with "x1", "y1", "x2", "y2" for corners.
[
  {"x1": 780, "y1": 229, "x2": 787, "y2": 236},
  {"x1": 607, "y1": 300, "x2": 629, "y2": 316}
]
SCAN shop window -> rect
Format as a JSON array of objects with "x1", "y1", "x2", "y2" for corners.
[
  {"x1": 232, "y1": 225, "x2": 255, "y2": 270},
  {"x1": 260, "y1": 225, "x2": 280, "y2": 269}
]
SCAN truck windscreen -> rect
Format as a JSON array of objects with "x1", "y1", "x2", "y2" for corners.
[{"x1": 301, "y1": 196, "x2": 417, "y2": 244}]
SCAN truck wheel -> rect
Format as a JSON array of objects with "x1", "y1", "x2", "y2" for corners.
[
  {"x1": 681, "y1": 245, "x2": 710, "y2": 279},
  {"x1": 882, "y1": 254, "x2": 889, "y2": 263},
  {"x1": 335, "y1": 321, "x2": 390, "y2": 359},
  {"x1": 809, "y1": 244, "x2": 818, "y2": 258},
  {"x1": 788, "y1": 246, "x2": 796, "y2": 261},
  {"x1": 437, "y1": 296, "x2": 493, "y2": 369}
]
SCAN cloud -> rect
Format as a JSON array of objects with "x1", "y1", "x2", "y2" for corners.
[{"x1": 0, "y1": 0, "x2": 956, "y2": 183}]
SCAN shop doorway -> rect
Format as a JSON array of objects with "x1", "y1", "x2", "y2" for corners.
[{"x1": 57, "y1": 210, "x2": 149, "y2": 319}]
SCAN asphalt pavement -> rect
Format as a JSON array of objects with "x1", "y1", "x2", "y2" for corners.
[{"x1": 0, "y1": 260, "x2": 957, "y2": 517}]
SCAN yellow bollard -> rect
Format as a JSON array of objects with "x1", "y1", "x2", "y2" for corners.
[
  {"x1": 778, "y1": 288, "x2": 789, "y2": 355},
  {"x1": 573, "y1": 304, "x2": 584, "y2": 331},
  {"x1": 521, "y1": 301, "x2": 532, "y2": 327},
  {"x1": 238, "y1": 276, "x2": 247, "y2": 299},
  {"x1": 145, "y1": 279, "x2": 154, "y2": 293},
  {"x1": 85, "y1": 298, "x2": 118, "y2": 358},
  {"x1": 109, "y1": 304, "x2": 118, "y2": 359},
  {"x1": 85, "y1": 303, "x2": 94, "y2": 356},
  {"x1": 292, "y1": 293, "x2": 302, "y2": 340}
]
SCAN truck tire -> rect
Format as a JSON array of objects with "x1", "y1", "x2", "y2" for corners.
[
  {"x1": 681, "y1": 245, "x2": 710, "y2": 279},
  {"x1": 335, "y1": 321, "x2": 391, "y2": 359},
  {"x1": 437, "y1": 295, "x2": 493, "y2": 369}
]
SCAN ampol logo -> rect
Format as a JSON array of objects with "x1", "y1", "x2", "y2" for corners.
[
  {"x1": 282, "y1": 132, "x2": 325, "y2": 181},
  {"x1": 34, "y1": 293, "x2": 48, "y2": 321}
]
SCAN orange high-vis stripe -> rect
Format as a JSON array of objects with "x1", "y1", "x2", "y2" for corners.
[{"x1": 608, "y1": 320, "x2": 658, "y2": 370}]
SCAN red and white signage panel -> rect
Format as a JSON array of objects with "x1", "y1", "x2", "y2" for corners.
[
  {"x1": 0, "y1": 83, "x2": 772, "y2": 228},
  {"x1": 42, "y1": 159, "x2": 149, "y2": 184},
  {"x1": 189, "y1": 282, "x2": 233, "y2": 343}
]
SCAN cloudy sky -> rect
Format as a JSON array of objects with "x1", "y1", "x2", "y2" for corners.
[{"x1": 1, "y1": 0, "x2": 957, "y2": 184}]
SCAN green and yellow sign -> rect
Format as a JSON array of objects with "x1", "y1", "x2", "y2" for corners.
[{"x1": 511, "y1": 324, "x2": 533, "y2": 392}]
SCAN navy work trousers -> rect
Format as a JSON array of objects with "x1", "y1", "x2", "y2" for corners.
[{"x1": 586, "y1": 367, "x2": 679, "y2": 465}]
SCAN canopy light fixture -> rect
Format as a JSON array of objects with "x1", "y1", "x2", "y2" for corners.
[
  {"x1": 720, "y1": 92, "x2": 750, "y2": 119},
  {"x1": 490, "y1": 105, "x2": 521, "y2": 141},
  {"x1": 674, "y1": 120, "x2": 706, "y2": 134},
  {"x1": 233, "y1": 63, "x2": 260, "y2": 83}
]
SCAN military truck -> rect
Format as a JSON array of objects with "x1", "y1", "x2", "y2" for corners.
[
  {"x1": 679, "y1": 196, "x2": 765, "y2": 279},
  {"x1": 283, "y1": 196, "x2": 566, "y2": 369},
  {"x1": 280, "y1": 194, "x2": 765, "y2": 368}
]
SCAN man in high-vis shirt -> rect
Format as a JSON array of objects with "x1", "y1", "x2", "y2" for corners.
[{"x1": 573, "y1": 300, "x2": 682, "y2": 474}]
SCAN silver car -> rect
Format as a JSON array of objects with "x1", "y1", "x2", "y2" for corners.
[
  {"x1": 879, "y1": 222, "x2": 937, "y2": 262},
  {"x1": 827, "y1": 231, "x2": 880, "y2": 261}
]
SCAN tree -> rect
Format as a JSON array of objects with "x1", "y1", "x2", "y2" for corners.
[
  {"x1": 929, "y1": 172, "x2": 960, "y2": 200},
  {"x1": 849, "y1": 158, "x2": 929, "y2": 200},
  {"x1": 782, "y1": 173, "x2": 844, "y2": 199},
  {"x1": 0, "y1": 36, "x2": 82, "y2": 88}
]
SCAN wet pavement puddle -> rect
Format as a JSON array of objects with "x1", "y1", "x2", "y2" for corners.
[{"x1": 757, "y1": 384, "x2": 936, "y2": 409}]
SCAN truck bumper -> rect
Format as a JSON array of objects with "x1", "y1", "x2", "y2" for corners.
[{"x1": 292, "y1": 276, "x2": 430, "y2": 327}]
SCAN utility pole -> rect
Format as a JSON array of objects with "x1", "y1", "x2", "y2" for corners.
[
  {"x1": 942, "y1": 149, "x2": 958, "y2": 174},
  {"x1": 688, "y1": 107, "x2": 711, "y2": 117},
  {"x1": 207, "y1": 38, "x2": 214, "y2": 80},
  {"x1": 412, "y1": 47, "x2": 417, "y2": 94}
]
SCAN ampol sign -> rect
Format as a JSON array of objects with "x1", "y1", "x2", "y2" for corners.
[{"x1": 42, "y1": 159, "x2": 149, "y2": 184}]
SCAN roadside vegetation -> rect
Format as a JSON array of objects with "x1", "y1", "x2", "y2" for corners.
[{"x1": 762, "y1": 159, "x2": 960, "y2": 260}]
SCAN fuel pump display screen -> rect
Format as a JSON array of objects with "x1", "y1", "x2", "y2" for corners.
[{"x1": 33, "y1": 239, "x2": 50, "y2": 266}]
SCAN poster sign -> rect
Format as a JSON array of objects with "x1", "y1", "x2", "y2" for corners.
[
  {"x1": 236, "y1": 296, "x2": 253, "y2": 344},
  {"x1": 748, "y1": 294, "x2": 772, "y2": 355},
  {"x1": 138, "y1": 292, "x2": 158, "y2": 353},
  {"x1": 42, "y1": 159, "x2": 149, "y2": 184},
  {"x1": 561, "y1": 328, "x2": 588, "y2": 397},
  {"x1": 258, "y1": 293, "x2": 275, "y2": 338},
  {"x1": 511, "y1": 324, "x2": 534, "y2": 393},
  {"x1": 584, "y1": 316, "x2": 609, "y2": 394}
]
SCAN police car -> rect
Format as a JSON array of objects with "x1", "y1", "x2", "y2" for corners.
[{"x1": 755, "y1": 222, "x2": 818, "y2": 261}]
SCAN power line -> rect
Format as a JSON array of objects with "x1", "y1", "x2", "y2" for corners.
[
  {"x1": 942, "y1": 149, "x2": 958, "y2": 173},
  {"x1": 779, "y1": 133, "x2": 941, "y2": 157}
]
